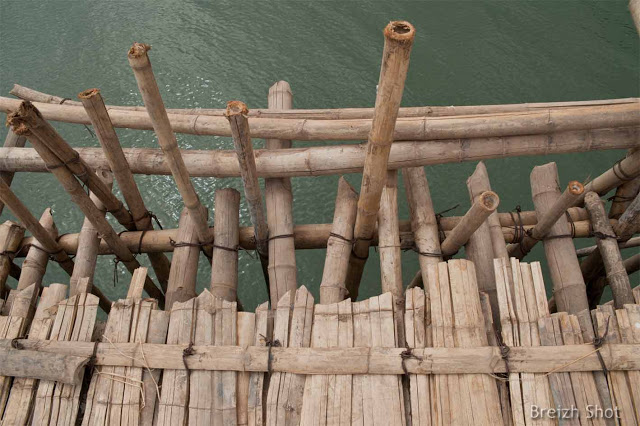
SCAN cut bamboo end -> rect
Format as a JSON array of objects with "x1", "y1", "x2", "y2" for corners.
[
  {"x1": 77, "y1": 88, "x2": 100, "y2": 100},
  {"x1": 568, "y1": 180, "x2": 584, "y2": 195},
  {"x1": 478, "y1": 190, "x2": 500, "y2": 211},
  {"x1": 384, "y1": 21, "x2": 416, "y2": 43},
  {"x1": 225, "y1": 101, "x2": 249, "y2": 117},
  {"x1": 6, "y1": 101, "x2": 40, "y2": 133},
  {"x1": 128, "y1": 42, "x2": 151, "y2": 58}
]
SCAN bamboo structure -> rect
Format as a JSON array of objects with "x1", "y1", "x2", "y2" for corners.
[
  {"x1": 0, "y1": 130, "x2": 26, "y2": 215},
  {"x1": 613, "y1": 191, "x2": 640, "y2": 241},
  {"x1": 210, "y1": 188, "x2": 240, "y2": 302},
  {"x1": 78, "y1": 88, "x2": 171, "y2": 291},
  {"x1": 588, "y1": 253, "x2": 640, "y2": 308},
  {"x1": 377, "y1": 170, "x2": 403, "y2": 298},
  {"x1": 578, "y1": 148, "x2": 640, "y2": 204},
  {"x1": 127, "y1": 43, "x2": 212, "y2": 251},
  {"x1": 577, "y1": 236, "x2": 640, "y2": 257},
  {"x1": 0, "y1": 221, "x2": 24, "y2": 296},
  {"x1": 631, "y1": 0, "x2": 640, "y2": 33},
  {"x1": 346, "y1": 21, "x2": 415, "y2": 298},
  {"x1": 16, "y1": 208, "x2": 56, "y2": 292},
  {"x1": 225, "y1": 101, "x2": 270, "y2": 294},
  {"x1": 265, "y1": 81, "x2": 297, "y2": 308},
  {"x1": 165, "y1": 208, "x2": 200, "y2": 309}
]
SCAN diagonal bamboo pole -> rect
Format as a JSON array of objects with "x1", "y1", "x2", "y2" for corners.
[
  {"x1": 17, "y1": 208, "x2": 57, "y2": 292},
  {"x1": 166, "y1": 207, "x2": 199, "y2": 309},
  {"x1": 577, "y1": 236, "x2": 640, "y2": 257},
  {"x1": 588, "y1": 253, "x2": 640, "y2": 307},
  {"x1": 225, "y1": 101, "x2": 270, "y2": 293},
  {"x1": 0, "y1": 130, "x2": 26, "y2": 216},
  {"x1": 346, "y1": 21, "x2": 415, "y2": 299},
  {"x1": 575, "y1": 148, "x2": 640, "y2": 205},
  {"x1": 127, "y1": 43, "x2": 212, "y2": 253},
  {"x1": 78, "y1": 88, "x2": 171, "y2": 292}
]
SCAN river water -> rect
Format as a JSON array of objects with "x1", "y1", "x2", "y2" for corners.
[{"x1": 0, "y1": 1, "x2": 638, "y2": 311}]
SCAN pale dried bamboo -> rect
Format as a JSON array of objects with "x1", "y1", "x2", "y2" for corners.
[
  {"x1": 265, "y1": 81, "x2": 297, "y2": 308},
  {"x1": 12, "y1": 84, "x2": 638, "y2": 119},
  {"x1": 377, "y1": 170, "x2": 403, "y2": 298},
  {"x1": 0, "y1": 126, "x2": 637, "y2": 178},
  {"x1": 319, "y1": 177, "x2": 358, "y2": 304},
  {"x1": 584, "y1": 192, "x2": 634, "y2": 308},
  {"x1": 531, "y1": 162, "x2": 588, "y2": 314},
  {"x1": 613, "y1": 191, "x2": 640, "y2": 241},
  {"x1": 0, "y1": 130, "x2": 26, "y2": 215},
  {"x1": 588, "y1": 253, "x2": 640, "y2": 308},
  {"x1": 577, "y1": 148, "x2": 640, "y2": 205},
  {"x1": 225, "y1": 101, "x2": 269, "y2": 292},
  {"x1": 78, "y1": 88, "x2": 171, "y2": 291},
  {"x1": 17, "y1": 208, "x2": 57, "y2": 292},
  {"x1": 577, "y1": 236, "x2": 640, "y2": 257},
  {"x1": 631, "y1": 0, "x2": 640, "y2": 33},
  {"x1": 346, "y1": 21, "x2": 415, "y2": 298},
  {"x1": 127, "y1": 43, "x2": 211, "y2": 248},
  {"x1": 609, "y1": 176, "x2": 640, "y2": 219},
  {"x1": 166, "y1": 208, "x2": 199, "y2": 309},
  {"x1": 508, "y1": 180, "x2": 584, "y2": 259},
  {"x1": 440, "y1": 191, "x2": 499, "y2": 256},
  {"x1": 210, "y1": 188, "x2": 240, "y2": 302},
  {"x1": 0, "y1": 221, "x2": 24, "y2": 296},
  {"x1": 236, "y1": 312, "x2": 255, "y2": 426},
  {"x1": 1, "y1": 96, "x2": 637, "y2": 141}
]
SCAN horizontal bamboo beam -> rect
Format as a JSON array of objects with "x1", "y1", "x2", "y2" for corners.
[
  {"x1": 1, "y1": 96, "x2": 637, "y2": 141},
  {"x1": 1, "y1": 339, "x2": 637, "y2": 375},
  {"x1": 577, "y1": 236, "x2": 640, "y2": 257},
  {"x1": 11, "y1": 84, "x2": 639, "y2": 119},
  {"x1": 0, "y1": 347, "x2": 88, "y2": 385},
  {"x1": 0, "y1": 127, "x2": 636, "y2": 178}
]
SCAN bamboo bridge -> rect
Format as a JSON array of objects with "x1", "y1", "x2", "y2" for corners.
[{"x1": 0, "y1": 17, "x2": 637, "y2": 426}]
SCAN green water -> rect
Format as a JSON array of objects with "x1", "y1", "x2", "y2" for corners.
[{"x1": 0, "y1": 1, "x2": 638, "y2": 311}]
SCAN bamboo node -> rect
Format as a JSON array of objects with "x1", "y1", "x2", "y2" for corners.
[
  {"x1": 128, "y1": 42, "x2": 151, "y2": 58},
  {"x1": 225, "y1": 100, "x2": 249, "y2": 117},
  {"x1": 384, "y1": 21, "x2": 416, "y2": 42}
]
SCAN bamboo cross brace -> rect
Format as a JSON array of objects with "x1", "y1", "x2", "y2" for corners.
[
  {"x1": 576, "y1": 148, "x2": 640, "y2": 205},
  {"x1": 16, "y1": 208, "x2": 57, "y2": 292},
  {"x1": 0, "y1": 129, "x2": 26, "y2": 216},
  {"x1": 587, "y1": 253, "x2": 640, "y2": 308},
  {"x1": 225, "y1": 101, "x2": 270, "y2": 291},
  {"x1": 78, "y1": 88, "x2": 172, "y2": 292},
  {"x1": 127, "y1": 43, "x2": 212, "y2": 250},
  {"x1": 0, "y1": 220, "x2": 24, "y2": 298}
]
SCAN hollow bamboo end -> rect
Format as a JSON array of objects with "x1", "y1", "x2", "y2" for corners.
[
  {"x1": 384, "y1": 21, "x2": 415, "y2": 43},
  {"x1": 479, "y1": 191, "x2": 500, "y2": 211},
  {"x1": 5, "y1": 101, "x2": 40, "y2": 134},
  {"x1": 128, "y1": 42, "x2": 151, "y2": 59},
  {"x1": 78, "y1": 88, "x2": 100, "y2": 100},
  {"x1": 225, "y1": 101, "x2": 249, "y2": 117},
  {"x1": 567, "y1": 180, "x2": 584, "y2": 195}
]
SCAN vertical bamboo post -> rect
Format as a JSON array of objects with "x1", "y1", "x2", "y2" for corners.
[
  {"x1": 577, "y1": 149, "x2": 640, "y2": 204},
  {"x1": 0, "y1": 130, "x2": 26, "y2": 215},
  {"x1": 237, "y1": 311, "x2": 255, "y2": 426},
  {"x1": 166, "y1": 207, "x2": 200, "y2": 309},
  {"x1": 346, "y1": 21, "x2": 415, "y2": 299},
  {"x1": 319, "y1": 177, "x2": 358, "y2": 304},
  {"x1": 0, "y1": 221, "x2": 25, "y2": 296},
  {"x1": 69, "y1": 170, "x2": 112, "y2": 296},
  {"x1": 127, "y1": 43, "x2": 212, "y2": 251},
  {"x1": 210, "y1": 188, "x2": 240, "y2": 302},
  {"x1": 225, "y1": 101, "x2": 270, "y2": 294},
  {"x1": 584, "y1": 192, "x2": 634, "y2": 308},
  {"x1": 508, "y1": 181, "x2": 584, "y2": 259},
  {"x1": 17, "y1": 208, "x2": 57, "y2": 292},
  {"x1": 378, "y1": 170, "x2": 403, "y2": 299},
  {"x1": 265, "y1": 81, "x2": 297, "y2": 305},
  {"x1": 531, "y1": 162, "x2": 589, "y2": 314},
  {"x1": 78, "y1": 88, "x2": 171, "y2": 291}
]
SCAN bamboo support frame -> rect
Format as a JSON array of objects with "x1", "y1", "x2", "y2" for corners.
[
  {"x1": 17, "y1": 208, "x2": 56, "y2": 292},
  {"x1": 577, "y1": 236, "x2": 640, "y2": 257},
  {"x1": 586, "y1": 249, "x2": 639, "y2": 307},
  {"x1": 508, "y1": 180, "x2": 585, "y2": 259},
  {"x1": 210, "y1": 189, "x2": 240, "y2": 302},
  {"x1": 346, "y1": 21, "x2": 415, "y2": 298},
  {"x1": 378, "y1": 170, "x2": 403, "y2": 300},
  {"x1": 613, "y1": 191, "x2": 640, "y2": 241},
  {"x1": 127, "y1": 43, "x2": 212, "y2": 250},
  {"x1": 577, "y1": 148, "x2": 640, "y2": 205},
  {"x1": 0, "y1": 130, "x2": 26, "y2": 216},
  {"x1": 0, "y1": 221, "x2": 24, "y2": 297},
  {"x1": 78, "y1": 88, "x2": 171, "y2": 291},
  {"x1": 166, "y1": 208, "x2": 199, "y2": 309},
  {"x1": 225, "y1": 101, "x2": 270, "y2": 294}
]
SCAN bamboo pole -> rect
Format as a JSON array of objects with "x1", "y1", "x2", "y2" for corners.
[
  {"x1": 17, "y1": 208, "x2": 57, "y2": 291},
  {"x1": 577, "y1": 148, "x2": 640, "y2": 205},
  {"x1": 0, "y1": 126, "x2": 637, "y2": 179},
  {"x1": 609, "y1": 176, "x2": 640, "y2": 219},
  {"x1": 0, "y1": 130, "x2": 26, "y2": 215},
  {"x1": 440, "y1": 191, "x2": 499, "y2": 256},
  {"x1": 127, "y1": 43, "x2": 212, "y2": 250},
  {"x1": 508, "y1": 181, "x2": 584, "y2": 259},
  {"x1": 69, "y1": 170, "x2": 112, "y2": 296},
  {"x1": 577, "y1": 236, "x2": 640, "y2": 257},
  {"x1": 225, "y1": 101, "x2": 269, "y2": 293},
  {"x1": 612, "y1": 191, "x2": 640, "y2": 241},
  {"x1": 531, "y1": 162, "x2": 589, "y2": 314},
  {"x1": 1, "y1": 96, "x2": 637, "y2": 141},
  {"x1": 0, "y1": 221, "x2": 25, "y2": 296},
  {"x1": 236, "y1": 312, "x2": 255, "y2": 426},
  {"x1": 265, "y1": 82, "x2": 297, "y2": 307},
  {"x1": 588, "y1": 253, "x2": 640, "y2": 308},
  {"x1": 377, "y1": 170, "x2": 403, "y2": 298},
  {"x1": 346, "y1": 21, "x2": 415, "y2": 298},
  {"x1": 583, "y1": 192, "x2": 634, "y2": 308},
  {"x1": 319, "y1": 177, "x2": 358, "y2": 304},
  {"x1": 165, "y1": 208, "x2": 200, "y2": 309},
  {"x1": 630, "y1": 0, "x2": 640, "y2": 34},
  {"x1": 78, "y1": 88, "x2": 171, "y2": 292},
  {"x1": 12, "y1": 84, "x2": 638, "y2": 119},
  {"x1": 210, "y1": 188, "x2": 240, "y2": 302}
]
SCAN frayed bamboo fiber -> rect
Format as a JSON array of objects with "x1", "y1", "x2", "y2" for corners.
[
  {"x1": 12, "y1": 83, "x2": 639, "y2": 119},
  {"x1": 583, "y1": 192, "x2": 634, "y2": 308},
  {"x1": 0, "y1": 130, "x2": 26, "y2": 216},
  {"x1": 378, "y1": 171, "x2": 403, "y2": 298},
  {"x1": 17, "y1": 208, "x2": 56, "y2": 292},
  {"x1": 320, "y1": 177, "x2": 358, "y2": 304},
  {"x1": 508, "y1": 180, "x2": 584, "y2": 259},
  {"x1": 166, "y1": 208, "x2": 199, "y2": 308},
  {"x1": 531, "y1": 162, "x2": 589, "y2": 314},
  {"x1": 210, "y1": 189, "x2": 240, "y2": 302},
  {"x1": 440, "y1": 190, "x2": 499, "y2": 256},
  {"x1": 69, "y1": 170, "x2": 111, "y2": 296},
  {"x1": 127, "y1": 43, "x2": 212, "y2": 249},
  {"x1": 588, "y1": 253, "x2": 640, "y2": 307},
  {"x1": 79, "y1": 88, "x2": 171, "y2": 291},
  {"x1": 1, "y1": 96, "x2": 637, "y2": 141},
  {"x1": 265, "y1": 81, "x2": 297, "y2": 307},
  {"x1": 346, "y1": 21, "x2": 415, "y2": 298},
  {"x1": 577, "y1": 236, "x2": 640, "y2": 257},
  {"x1": 0, "y1": 221, "x2": 24, "y2": 296},
  {"x1": 225, "y1": 101, "x2": 269, "y2": 293},
  {"x1": 631, "y1": 0, "x2": 640, "y2": 33},
  {"x1": 1, "y1": 126, "x2": 637, "y2": 179}
]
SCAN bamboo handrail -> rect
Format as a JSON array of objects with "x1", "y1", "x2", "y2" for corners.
[{"x1": 0, "y1": 130, "x2": 26, "y2": 216}]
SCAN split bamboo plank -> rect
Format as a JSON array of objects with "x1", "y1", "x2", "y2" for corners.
[
  {"x1": 346, "y1": 21, "x2": 415, "y2": 297},
  {"x1": 238, "y1": 312, "x2": 256, "y2": 426},
  {"x1": 0, "y1": 221, "x2": 25, "y2": 297},
  {"x1": 617, "y1": 305, "x2": 640, "y2": 422},
  {"x1": 612, "y1": 191, "x2": 640, "y2": 242},
  {"x1": 0, "y1": 129, "x2": 26, "y2": 216},
  {"x1": 166, "y1": 208, "x2": 199, "y2": 309},
  {"x1": 18, "y1": 208, "x2": 57, "y2": 294},
  {"x1": 319, "y1": 177, "x2": 358, "y2": 304},
  {"x1": 265, "y1": 81, "x2": 297, "y2": 309},
  {"x1": 210, "y1": 188, "x2": 240, "y2": 302},
  {"x1": 630, "y1": 0, "x2": 640, "y2": 34},
  {"x1": 404, "y1": 287, "x2": 431, "y2": 426},
  {"x1": 247, "y1": 301, "x2": 269, "y2": 426},
  {"x1": 378, "y1": 171, "x2": 403, "y2": 299}
]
